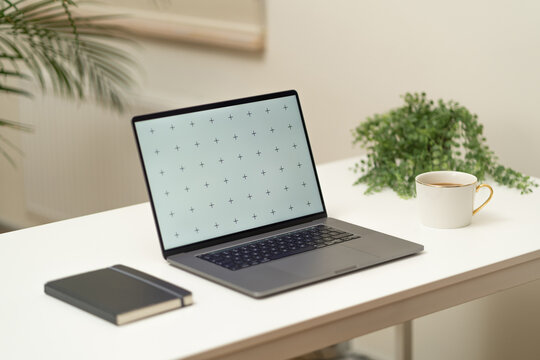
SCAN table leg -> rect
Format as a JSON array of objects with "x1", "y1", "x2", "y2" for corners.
[{"x1": 395, "y1": 321, "x2": 412, "y2": 360}]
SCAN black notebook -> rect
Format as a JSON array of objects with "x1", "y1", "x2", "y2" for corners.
[{"x1": 45, "y1": 265, "x2": 192, "y2": 325}]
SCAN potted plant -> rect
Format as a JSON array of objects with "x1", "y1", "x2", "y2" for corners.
[
  {"x1": 351, "y1": 92, "x2": 537, "y2": 198},
  {"x1": 0, "y1": 0, "x2": 136, "y2": 165}
]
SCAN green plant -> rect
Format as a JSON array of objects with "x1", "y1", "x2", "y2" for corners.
[
  {"x1": 351, "y1": 92, "x2": 538, "y2": 198},
  {"x1": 0, "y1": 0, "x2": 136, "y2": 165}
]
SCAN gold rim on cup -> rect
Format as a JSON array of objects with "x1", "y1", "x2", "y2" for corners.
[{"x1": 415, "y1": 171, "x2": 477, "y2": 188}]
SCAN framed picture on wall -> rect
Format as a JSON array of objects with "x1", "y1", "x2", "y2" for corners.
[{"x1": 77, "y1": 0, "x2": 265, "y2": 51}]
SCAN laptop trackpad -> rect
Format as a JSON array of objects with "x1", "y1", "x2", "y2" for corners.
[{"x1": 268, "y1": 245, "x2": 378, "y2": 278}]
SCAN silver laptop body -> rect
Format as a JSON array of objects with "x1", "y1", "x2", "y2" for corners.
[{"x1": 132, "y1": 90, "x2": 423, "y2": 298}]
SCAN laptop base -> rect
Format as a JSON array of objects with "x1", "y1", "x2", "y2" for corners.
[{"x1": 168, "y1": 217, "x2": 422, "y2": 298}]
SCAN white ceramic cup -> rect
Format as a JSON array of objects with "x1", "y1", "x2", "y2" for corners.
[{"x1": 415, "y1": 171, "x2": 493, "y2": 228}]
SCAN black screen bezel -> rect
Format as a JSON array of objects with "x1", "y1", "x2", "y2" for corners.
[{"x1": 131, "y1": 90, "x2": 327, "y2": 258}]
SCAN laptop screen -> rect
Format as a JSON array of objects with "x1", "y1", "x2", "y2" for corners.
[{"x1": 133, "y1": 91, "x2": 325, "y2": 251}]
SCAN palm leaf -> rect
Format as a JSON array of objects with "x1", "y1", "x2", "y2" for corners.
[
  {"x1": 0, "y1": 0, "x2": 137, "y2": 165},
  {"x1": 0, "y1": 118, "x2": 31, "y2": 168},
  {"x1": 0, "y1": 83, "x2": 32, "y2": 96},
  {"x1": 1, "y1": 0, "x2": 136, "y2": 107},
  {"x1": 0, "y1": 118, "x2": 32, "y2": 131}
]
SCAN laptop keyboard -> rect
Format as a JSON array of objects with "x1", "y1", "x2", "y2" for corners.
[{"x1": 197, "y1": 225, "x2": 360, "y2": 271}]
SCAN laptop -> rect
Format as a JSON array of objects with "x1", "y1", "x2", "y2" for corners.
[{"x1": 132, "y1": 90, "x2": 423, "y2": 298}]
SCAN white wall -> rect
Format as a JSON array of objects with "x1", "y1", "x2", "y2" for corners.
[{"x1": 1, "y1": 0, "x2": 540, "y2": 358}]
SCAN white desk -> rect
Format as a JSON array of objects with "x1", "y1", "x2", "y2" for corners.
[{"x1": 2, "y1": 157, "x2": 540, "y2": 360}]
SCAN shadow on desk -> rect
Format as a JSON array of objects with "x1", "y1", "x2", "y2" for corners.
[{"x1": 470, "y1": 212, "x2": 508, "y2": 227}]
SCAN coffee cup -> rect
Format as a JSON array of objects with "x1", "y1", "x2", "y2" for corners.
[{"x1": 415, "y1": 171, "x2": 493, "y2": 228}]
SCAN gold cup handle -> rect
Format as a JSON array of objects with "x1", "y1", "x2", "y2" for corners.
[{"x1": 473, "y1": 184, "x2": 494, "y2": 215}]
